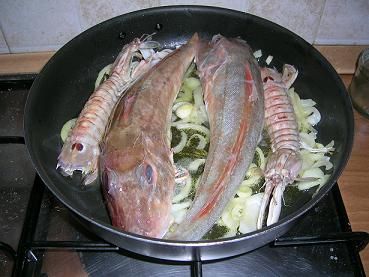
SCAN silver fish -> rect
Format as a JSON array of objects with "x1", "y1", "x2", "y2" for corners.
[{"x1": 167, "y1": 35, "x2": 264, "y2": 240}]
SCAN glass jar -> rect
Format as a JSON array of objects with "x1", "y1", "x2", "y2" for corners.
[{"x1": 349, "y1": 48, "x2": 369, "y2": 119}]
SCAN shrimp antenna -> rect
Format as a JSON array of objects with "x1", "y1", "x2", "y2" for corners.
[
  {"x1": 139, "y1": 33, "x2": 161, "y2": 50},
  {"x1": 140, "y1": 32, "x2": 156, "y2": 41}
]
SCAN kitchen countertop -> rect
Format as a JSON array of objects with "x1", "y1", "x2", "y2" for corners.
[
  {"x1": 339, "y1": 75, "x2": 369, "y2": 274},
  {"x1": 0, "y1": 46, "x2": 368, "y2": 274}
]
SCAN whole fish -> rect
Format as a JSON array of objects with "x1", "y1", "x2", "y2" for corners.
[
  {"x1": 167, "y1": 35, "x2": 264, "y2": 240},
  {"x1": 100, "y1": 34, "x2": 199, "y2": 238},
  {"x1": 57, "y1": 36, "x2": 162, "y2": 185}
]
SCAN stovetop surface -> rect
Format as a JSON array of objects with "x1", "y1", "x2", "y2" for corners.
[
  {"x1": 33, "y1": 183, "x2": 361, "y2": 276},
  {"x1": 0, "y1": 76, "x2": 366, "y2": 276}
]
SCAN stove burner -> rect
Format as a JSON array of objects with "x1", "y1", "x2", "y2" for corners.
[{"x1": 0, "y1": 75, "x2": 368, "y2": 276}]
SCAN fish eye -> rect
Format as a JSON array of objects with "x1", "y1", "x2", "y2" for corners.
[
  {"x1": 145, "y1": 164, "x2": 154, "y2": 184},
  {"x1": 136, "y1": 162, "x2": 157, "y2": 188}
]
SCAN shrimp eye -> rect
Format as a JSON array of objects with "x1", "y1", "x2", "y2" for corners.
[
  {"x1": 263, "y1": 76, "x2": 274, "y2": 83},
  {"x1": 145, "y1": 164, "x2": 154, "y2": 184},
  {"x1": 72, "y1": 143, "x2": 84, "y2": 151}
]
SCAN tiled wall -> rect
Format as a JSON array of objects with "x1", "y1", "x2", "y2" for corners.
[{"x1": 0, "y1": 0, "x2": 368, "y2": 53}]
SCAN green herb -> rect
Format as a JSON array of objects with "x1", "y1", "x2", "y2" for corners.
[{"x1": 203, "y1": 224, "x2": 229, "y2": 240}]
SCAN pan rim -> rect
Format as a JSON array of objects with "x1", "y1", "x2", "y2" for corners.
[{"x1": 24, "y1": 5, "x2": 354, "y2": 250}]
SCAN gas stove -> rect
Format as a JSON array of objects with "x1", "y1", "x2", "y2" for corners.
[{"x1": 0, "y1": 75, "x2": 368, "y2": 276}]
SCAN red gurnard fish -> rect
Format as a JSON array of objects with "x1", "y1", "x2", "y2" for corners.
[
  {"x1": 168, "y1": 35, "x2": 264, "y2": 240},
  {"x1": 100, "y1": 34, "x2": 199, "y2": 238}
]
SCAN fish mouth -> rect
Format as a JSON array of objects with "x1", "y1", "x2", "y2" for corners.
[{"x1": 102, "y1": 179, "x2": 171, "y2": 238}]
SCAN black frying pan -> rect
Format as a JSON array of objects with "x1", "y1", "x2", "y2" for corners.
[{"x1": 24, "y1": 6, "x2": 354, "y2": 261}]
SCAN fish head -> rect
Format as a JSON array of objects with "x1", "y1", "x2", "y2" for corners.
[{"x1": 101, "y1": 138, "x2": 174, "y2": 238}]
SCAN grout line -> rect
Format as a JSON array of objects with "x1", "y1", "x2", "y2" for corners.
[
  {"x1": 313, "y1": 0, "x2": 327, "y2": 44},
  {"x1": 0, "y1": 21, "x2": 10, "y2": 54},
  {"x1": 74, "y1": 0, "x2": 84, "y2": 33}
]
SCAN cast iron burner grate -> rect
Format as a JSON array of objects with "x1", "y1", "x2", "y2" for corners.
[{"x1": 0, "y1": 75, "x2": 368, "y2": 277}]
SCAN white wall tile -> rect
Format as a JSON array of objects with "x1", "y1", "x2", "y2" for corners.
[
  {"x1": 159, "y1": 0, "x2": 248, "y2": 11},
  {"x1": 247, "y1": 0, "x2": 326, "y2": 43},
  {"x1": 0, "y1": 0, "x2": 81, "y2": 53},
  {"x1": 0, "y1": 0, "x2": 367, "y2": 54},
  {"x1": 315, "y1": 0, "x2": 369, "y2": 45},
  {"x1": 0, "y1": 28, "x2": 9, "y2": 54},
  {"x1": 79, "y1": 0, "x2": 160, "y2": 31}
]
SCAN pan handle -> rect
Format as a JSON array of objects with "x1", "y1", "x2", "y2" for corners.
[{"x1": 273, "y1": 231, "x2": 369, "y2": 252}]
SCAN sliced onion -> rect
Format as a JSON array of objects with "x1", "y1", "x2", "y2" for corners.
[
  {"x1": 171, "y1": 113, "x2": 177, "y2": 122},
  {"x1": 220, "y1": 199, "x2": 241, "y2": 233},
  {"x1": 188, "y1": 158, "x2": 206, "y2": 172},
  {"x1": 300, "y1": 150, "x2": 316, "y2": 173},
  {"x1": 312, "y1": 175, "x2": 330, "y2": 197},
  {"x1": 172, "y1": 176, "x2": 192, "y2": 203},
  {"x1": 300, "y1": 99, "x2": 316, "y2": 107},
  {"x1": 175, "y1": 86, "x2": 193, "y2": 103},
  {"x1": 171, "y1": 122, "x2": 210, "y2": 137},
  {"x1": 239, "y1": 193, "x2": 264, "y2": 234},
  {"x1": 296, "y1": 168, "x2": 325, "y2": 190},
  {"x1": 153, "y1": 49, "x2": 173, "y2": 60},
  {"x1": 245, "y1": 163, "x2": 258, "y2": 178},
  {"x1": 171, "y1": 201, "x2": 191, "y2": 212},
  {"x1": 172, "y1": 101, "x2": 190, "y2": 111},
  {"x1": 237, "y1": 185, "x2": 253, "y2": 198},
  {"x1": 300, "y1": 132, "x2": 316, "y2": 148},
  {"x1": 325, "y1": 140, "x2": 335, "y2": 149},
  {"x1": 231, "y1": 199, "x2": 244, "y2": 220},
  {"x1": 311, "y1": 154, "x2": 333, "y2": 169},
  {"x1": 175, "y1": 103, "x2": 193, "y2": 119},
  {"x1": 139, "y1": 48, "x2": 155, "y2": 60},
  {"x1": 183, "y1": 62, "x2": 196, "y2": 79},
  {"x1": 189, "y1": 87, "x2": 208, "y2": 124},
  {"x1": 94, "y1": 64, "x2": 112, "y2": 89},
  {"x1": 241, "y1": 175, "x2": 262, "y2": 187},
  {"x1": 313, "y1": 158, "x2": 333, "y2": 171},
  {"x1": 253, "y1": 50, "x2": 262, "y2": 58},
  {"x1": 187, "y1": 133, "x2": 208, "y2": 150},
  {"x1": 60, "y1": 118, "x2": 77, "y2": 143},
  {"x1": 302, "y1": 167, "x2": 324, "y2": 178},
  {"x1": 307, "y1": 107, "x2": 321, "y2": 126},
  {"x1": 265, "y1": 55, "x2": 273, "y2": 65},
  {"x1": 184, "y1": 77, "x2": 201, "y2": 90},
  {"x1": 172, "y1": 131, "x2": 187, "y2": 153},
  {"x1": 171, "y1": 204, "x2": 191, "y2": 224},
  {"x1": 255, "y1": 147, "x2": 266, "y2": 170},
  {"x1": 300, "y1": 139, "x2": 335, "y2": 154}
]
